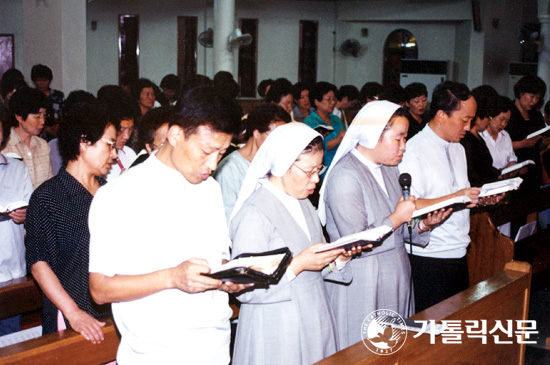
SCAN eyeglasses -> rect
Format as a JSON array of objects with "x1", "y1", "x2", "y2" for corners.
[
  {"x1": 101, "y1": 138, "x2": 117, "y2": 151},
  {"x1": 293, "y1": 163, "x2": 327, "y2": 178},
  {"x1": 322, "y1": 97, "x2": 337, "y2": 103}
]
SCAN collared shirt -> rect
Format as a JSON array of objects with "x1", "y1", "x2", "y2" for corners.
[
  {"x1": 25, "y1": 167, "x2": 110, "y2": 334},
  {"x1": 89, "y1": 155, "x2": 232, "y2": 364},
  {"x1": 399, "y1": 125, "x2": 471, "y2": 259},
  {"x1": 1, "y1": 127, "x2": 53, "y2": 188},
  {"x1": 105, "y1": 145, "x2": 137, "y2": 182},
  {"x1": 0, "y1": 155, "x2": 33, "y2": 282},
  {"x1": 480, "y1": 130, "x2": 518, "y2": 170}
]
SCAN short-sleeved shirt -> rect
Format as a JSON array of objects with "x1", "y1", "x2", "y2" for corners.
[
  {"x1": 26, "y1": 167, "x2": 110, "y2": 334},
  {"x1": 399, "y1": 125, "x2": 471, "y2": 259},
  {"x1": 1, "y1": 127, "x2": 53, "y2": 189},
  {"x1": 0, "y1": 155, "x2": 33, "y2": 282},
  {"x1": 89, "y1": 155, "x2": 232, "y2": 364},
  {"x1": 304, "y1": 111, "x2": 345, "y2": 168},
  {"x1": 214, "y1": 150, "x2": 250, "y2": 221},
  {"x1": 479, "y1": 130, "x2": 517, "y2": 169}
]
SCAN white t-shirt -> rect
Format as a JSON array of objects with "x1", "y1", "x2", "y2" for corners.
[
  {"x1": 89, "y1": 155, "x2": 232, "y2": 364},
  {"x1": 399, "y1": 125, "x2": 471, "y2": 259},
  {"x1": 479, "y1": 130, "x2": 517, "y2": 170},
  {"x1": 105, "y1": 146, "x2": 137, "y2": 182}
]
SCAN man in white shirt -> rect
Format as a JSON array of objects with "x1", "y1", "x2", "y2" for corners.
[
  {"x1": 89, "y1": 87, "x2": 248, "y2": 364},
  {"x1": 399, "y1": 81, "x2": 487, "y2": 312}
]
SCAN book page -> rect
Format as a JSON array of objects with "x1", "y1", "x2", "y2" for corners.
[
  {"x1": 411, "y1": 195, "x2": 471, "y2": 219},
  {"x1": 0, "y1": 200, "x2": 28, "y2": 214},
  {"x1": 501, "y1": 160, "x2": 534, "y2": 175},
  {"x1": 479, "y1": 177, "x2": 523, "y2": 198},
  {"x1": 526, "y1": 125, "x2": 550, "y2": 139},
  {"x1": 211, "y1": 253, "x2": 286, "y2": 275},
  {"x1": 314, "y1": 225, "x2": 392, "y2": 253}
]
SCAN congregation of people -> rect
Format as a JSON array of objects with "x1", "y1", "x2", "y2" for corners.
[{"x1": 1, "y1": 63, "x2": 549, "y2": 363}]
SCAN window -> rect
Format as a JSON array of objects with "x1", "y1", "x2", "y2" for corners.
[{"x1": 383, "y1": 29, "x2": 418, "y2": 88}]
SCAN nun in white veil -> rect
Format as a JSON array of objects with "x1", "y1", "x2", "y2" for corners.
[
  {"x1": 230, "y1": 122, "x2": 354, "y2": 365},
  {"x1": 318, "y1": 101, "x2": 449, "y2": 348}
]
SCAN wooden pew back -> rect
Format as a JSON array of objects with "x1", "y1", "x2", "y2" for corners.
[
  {"x1": 316, "y1": 261, "x2": 532, "y2": 364},
  {"x1": 0, "y1": 276, "x2": 41, "y2": 320}
]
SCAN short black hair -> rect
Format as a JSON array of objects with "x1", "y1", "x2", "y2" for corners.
[
  {"x1": 98, "y1": 88, "x2": 139, "y2": 130},
  {"x1": 360, "y1": 82, "x2": 383, "y2": 104},
  {"x1": 429, "y1": 81, "x2": 472, "y2": 120},
  {"x1": 404, "y1": 82, "x2": 428, "y2": 102},
  {"x1": 31, "y1": 64, "x2": 53, "y2": 82},
  {"x1": 63, "y1": 90, "x2": 97, "y2": 121},
  {"x1": 130, "y1": 78, "x2": 157, "y2": 101},
  {"x1": 243, "y1": 103, "x2": 291, "y2": 140},
  {"x1": 160, "y1": 74, "x2": 182, "y2": 91},
  {"x1": 497, "y1": 96, "x2": 514, "y2": 115},
  {"x1": 309, "y1": 81, "x2": 338, "y2": 107},
  {"x1": 292, "y1": 82, "x2": 311, "y2": 101},
  {"x1": 471, "y1": 85, "x2": 499, "y2": 121},
  {"x1": 257, "y1": 79, "x2": 273, "y2": 98},
  {"x1": 265, "y1": 78, "x2": 293, "y2": 104},
  {"x1": 513, "y1": 75, "x2": 546, "y2": 99},
  {"x1": 58, "y1": 101, "x2": 111, "y2": 165},
  {"x1": 379, "y1": 85, "x2": 406, "y2": 105},
  {"x1": 300, "y1": 136, "x2": 324, "y2": 156},
  {"x1": 8, "y1": 87, "x2": 48, "y2": 122},
  {"x1": 214, "y1": 72, "x2": 239, "y2": 100},
  {"x1": 0, "y1": 105, "x2": 10, "y2": 150},
  {"x1": 0, "y1": 68, "x2": 27, "y2": 100},
  {"x1": 174, "y1": 86, "x2": 242, "y2": 136},
  {"x1": 336, "y1": 85, "x2": 359, "y2": 102},
  {"x1": 136, "y1": 106, "x2": 174, "y2": 151}
]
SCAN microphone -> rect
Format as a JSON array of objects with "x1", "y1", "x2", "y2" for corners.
[{"x1": 399, "y1": 173, "x2": 411, "y2": 200}]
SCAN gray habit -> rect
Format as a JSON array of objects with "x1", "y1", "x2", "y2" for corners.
[
  {"x1": 323, "y1": 153, "x2": 429, "y2": 348},
  {"x1": 230, "y1": 187, "x2": 350, "y2": 365}
]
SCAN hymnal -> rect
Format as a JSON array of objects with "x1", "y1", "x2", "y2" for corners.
[
  {"x1": 501, "y1": 160, "x2": 534, "y2": 175},
  {"x1": 526, "y1": 125, "x2": 550, "y2": 139},
  {"x1": 203, "y1": 247, "x2": 291, "y2": 284},
  {"x1": 314, "y1": 124, "x2": 334, "y2": 134},
  {"x1": 479, "y1": 177, "x2": 523, "y2": 198},
  {"x1": 313, "y1": 225, "x2": 392, "y2": 253},
  {"x1": 411, "y1": 195, "x2": 471, "y2": 219},
  {"x1": 0, "y1": 200, "x2": 28, "y2": 214}
]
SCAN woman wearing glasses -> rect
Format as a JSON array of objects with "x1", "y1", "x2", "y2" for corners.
[
  {"x1": 229, "y1": 122, "x2": 357, "y2": 364},
  {"x1": 318, "y1": 101, "x2": 449, "y2": 348},
  {"x1": 26, "y1": 99, "x2": 116, "y2": 343},
  {"x1": 304, "y1": 82, "x2": 346, "y2": 169}
]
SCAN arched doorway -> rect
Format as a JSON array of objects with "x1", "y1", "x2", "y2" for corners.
[{"x1": 383, "y1": 29, "x2": 418, "y2": 88}]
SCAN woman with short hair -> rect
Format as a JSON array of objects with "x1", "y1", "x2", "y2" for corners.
[{"x1": 26, "y1": 100, "x2": 116, "y2": 342}]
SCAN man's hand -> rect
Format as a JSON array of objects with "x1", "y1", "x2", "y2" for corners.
[
  {"x1": 455, "y1": 187, "x2": 481, "y2": 208},
  {"x1": 171, "y1": 258, "x2": 222, "y2": 293},
  {"x1": 478, "y1": 193, "x2": 506, "y2": 206},
  {"x1": 8, "y1": 208, "x2": 26, "y2": 224},
  {"x1": 422, "y1": 208, "x2": 453, "y2": 230},
  {"x1": 219, "y1": 281, "x2": 253, "y2": 294},
  {"x1": 65, "y1": 308, "x2": 105, "y2": 344}
]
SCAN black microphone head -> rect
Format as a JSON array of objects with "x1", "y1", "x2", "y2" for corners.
[{"x1": 399, "y1": 173, "x2": 411, "y2": 188}]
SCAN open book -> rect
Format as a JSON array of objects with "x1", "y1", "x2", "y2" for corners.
[
  {"x1": 411, "y1": 195, "x2": 471, "y2": 219},
  {"x1": 314, "y1": 225, "x2": 392, "y2": 253},
  {"x1": 314, "y1": 124, "x2": 334, "y2": 135},
  {"x1": 204, "y1": 247, "x2": 292, "y2": 284},
  {"x1": 0, "y1": 200, "x2": 28, "y2": 214},
  {"x1": 526, "y1": 125, "x2": 550, "y2": 139},
  {"x1": 501, "y1": 160, "x2": 534, "y2": 175},
  {"x1": 479, "y1": 177, "x2": 523, "y2": 198}
]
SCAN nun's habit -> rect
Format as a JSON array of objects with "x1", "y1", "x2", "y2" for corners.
[
  {"x1": 230, "y1": 122, "x2": 349, "y2": 365},
  {"x1": 318, "y1": 101, "x2": 430, "y2": 348}
]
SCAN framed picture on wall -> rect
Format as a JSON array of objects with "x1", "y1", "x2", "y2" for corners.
[{"x1": 0, "y1": 34, "x2": 14, "y2": 76}]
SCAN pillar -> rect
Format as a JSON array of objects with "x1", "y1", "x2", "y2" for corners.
[{"x1": 213, "y1": 0, "x2": 235, "y2": 75}]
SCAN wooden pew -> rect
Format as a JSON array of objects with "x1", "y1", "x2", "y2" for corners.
[
  {"x1": 0, "y1": 276, "x2": 41, "y2": 320},
  {"x1": 467, "y1": 212, "x2": 515, "y2": 286},
  {"x1": 0, "y1": 319, "x2": 120, "y2": 365},
  {"x1": 317, "y1": 261, "x2": 532, "y2": 364}
]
